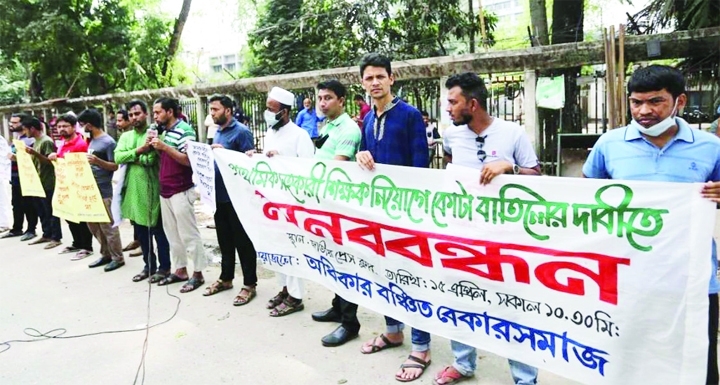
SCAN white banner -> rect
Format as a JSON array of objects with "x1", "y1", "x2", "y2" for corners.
[
  {"x1": 0, "y1": 136, "x2": 11, "y2": 182},
  {"x1": 188, "y1": 142, "x2": 216, "y2": 213},
  {"x1": 215, "y1": 150, "x2": 714, "y2": 385}
]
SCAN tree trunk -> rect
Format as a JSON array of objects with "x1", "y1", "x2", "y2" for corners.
[
  {"x1": 468, "y1": 0, "x2": 475, "y2": 53},
  {"x1": 162, "y1": 0, "x2": 193, "y2": 79},
  {"x1": 551, "y1": 0, "x2": 584, "y2": 133},
  {"x1": 529, "y1": 0, "x2": 549, "y2": 45}
]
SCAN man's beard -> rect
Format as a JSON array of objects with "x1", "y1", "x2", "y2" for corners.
[
  {"x1": 214, "y1": 115, "x2": 228, "y2": 126},
  {"x1": 452, "y1": 112, "x2": 472, "y2": 126}
]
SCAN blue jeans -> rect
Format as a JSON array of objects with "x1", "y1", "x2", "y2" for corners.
[
  {"x1": 451, "y1": 340, "x2": 538, "y2": 384},
  {"x1": 385, "y1": 316, "x2": 431, "y2": 352},
  {"x1": 135, "y1": 221, "x2": 170, "y2": 274},
  {"x1": 34, "y1": 189, "x2": 61, "y2": 241}
]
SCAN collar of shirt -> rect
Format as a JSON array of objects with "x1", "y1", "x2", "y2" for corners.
[
  {"x1": 624, "y1": 117, "x2": 694, "y2": 144},
  {"x1": 323, "y1": 112, "x2": 351, "y2": 131},
  {"x1": 218, "y1": 118, "x2": 238, "y2": 133},
  {"x1": 58, "y1": 133, "x2": 86, "y2": 156}
]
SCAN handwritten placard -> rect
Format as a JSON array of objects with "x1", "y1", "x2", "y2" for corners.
[
  {"x1": 51, "y1": 153, "x2": 110, "y2": 223},
  {"x1": 214, "y1": 150, "x2": 715, "y2": 385},
  {"x1": 187, "y1": 141, "x2": 216, "y2": 213},
  {"x1": 13, "y1": 139, "x2": 46, "y2": 198}
]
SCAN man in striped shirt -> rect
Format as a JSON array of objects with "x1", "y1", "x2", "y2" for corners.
[{"x1": 150, "y1": 97, "x2": 206, "y2": 293}]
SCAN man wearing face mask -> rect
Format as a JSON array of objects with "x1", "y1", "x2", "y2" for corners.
[
  {"x1": 583, "y1": 65, "x2": 720, "y2": 385},
  {"x1": 251, "y1": 87, "x2": 314, "y2": 316}
]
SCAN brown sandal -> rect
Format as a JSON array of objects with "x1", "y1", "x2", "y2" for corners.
[
  {"x1": 269, "y1": 298, "x2": 304, "y2": 317},
  {"x1": 396, "y1": 355, "x2": 431, "y2": 382},
  {"x1": 203, "y1": 280, "x2": 233, "y2": 296},
  {"x1": 233, "y1": 286, "x2": 257, "y2": 306},
  {"x1": 266, "y1": 291, "x2": 288, "y2": 309},
  {"x1": 361, "y1": 334, "x2": 403, "y2": 354}
]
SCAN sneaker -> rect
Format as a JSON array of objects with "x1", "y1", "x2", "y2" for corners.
[
  {"x1": 20, "y1": 233, "x2": 37, "y2": 242},
  {"x1": 29, "y1": 237, "x2": 51, "y2": 245},
  {"x1": 44, "y1": 240, "x2": 62, "y2": 250}
]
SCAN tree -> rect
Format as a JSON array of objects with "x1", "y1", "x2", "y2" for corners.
[
  {"x1": 0, "y1": 0, "x2": 186, "y2": 102},
  {"x1": 162, "y1": 0, "x2": 193, "y2": 78},
  {"x1": 529, "y1": 0, "x2": 549, "y2": 46}
]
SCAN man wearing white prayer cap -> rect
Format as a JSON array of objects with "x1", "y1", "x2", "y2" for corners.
[{"x1": 253, "y1": 86, "x2": 315, "y2": 317}]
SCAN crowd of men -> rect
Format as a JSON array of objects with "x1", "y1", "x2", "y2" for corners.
[{"x1": 2, "y1": 53, "x2": 720, "y2": 385}]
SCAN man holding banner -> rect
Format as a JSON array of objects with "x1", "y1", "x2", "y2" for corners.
[
  {"x1": 203, "y1": 95, "x2": 258, "y2": 305},
  {"x1": 77, "y1": 109, "x2": 125, "y2": 272},
  {"x1": 353, "y1": 53, "x2": 433, "y2": 382},
  {"x1": 254, "y1": 86, "x2": 314, "y2": 316},
  {"x1": 309, "y1": 80, "x2": 364, "y2": 346},
  {"x1": 22, "y1": 116, "x2": 62, "y2": 249},
  {"x1": 2, "y1": 113, "x2": 38, "y2": 241},
  {"x1": 433, "y1": 72, "x2": 541, "y2": 385},
  {"x1": 48, "y1": 114, "x2": 94, "y2": 260},
  {"x1": 582, "y1": 64, "x2": 720, "y2": 385}
]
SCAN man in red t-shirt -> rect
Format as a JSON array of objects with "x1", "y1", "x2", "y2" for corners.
[
  {"x1": 353, "y1": 95, "x2": 371, "y2": 129},
  {"x1": 47, "y1": 113, "x2": 94, "y2": 261}
]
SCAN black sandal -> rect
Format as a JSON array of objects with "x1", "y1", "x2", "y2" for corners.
[
  {"x1": 132, "y1": 270, "x2": 150, "y2": 282},
  {"x1": 269, "y1": 298, "x2": 304, "y2": 317},
  {"x1": 158, "y1": 274, "x2": 188, "y2": 286},
  {"x1": 180, "y1": 277, "x2": 205, "y2": 293},
  {"x1": 149, "y1": 271, "x2": 170, "y2": 284},
  {"x1": 395, "y1": 355, "x2": 431, "y2": 382},
  {"x1": 266, "y1": 291, "x2": 288, "y2": 309}
]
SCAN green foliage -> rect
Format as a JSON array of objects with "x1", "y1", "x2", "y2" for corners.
[
  {"x1": 0, "y1": 0, "x2": 185, "y2": 102},
  {"x1": 247, "y1": 0, "x2": 497, "y2": 76},
  {"x1": 0, "y1": 56, "x2": 27, "y2": 105}
]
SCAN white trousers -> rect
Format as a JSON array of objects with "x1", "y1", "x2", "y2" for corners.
[
  {"x1": 277, "y1": 273, "x2": 304, "y2": 299},
  {"x1": 0, "y1": 183, "x2": 10, "y2": 228},
  {"x1": 160, "y1": 188, "x2": 207, "y2": 272}
]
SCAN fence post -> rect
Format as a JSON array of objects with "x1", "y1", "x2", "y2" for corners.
[
  {"x1": 439, "y1": 76, "x2": 451, "y2": 131},
  {"x1": 523, "y1": 69, "x2": 540, "y2": 155},
  {"x1": 197, "y1": 96, "x2": 207, "y2": 143}
]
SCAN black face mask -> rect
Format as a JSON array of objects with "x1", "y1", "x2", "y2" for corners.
[{"x1": 315, "y1": 134, "x2": 329, "y2": 149}]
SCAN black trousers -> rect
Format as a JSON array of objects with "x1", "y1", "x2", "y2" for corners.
[
  {"x1": 708, "y1": 293, "x2": 719, "y2": 385},
  {"x1": 331, "y1": 294, "x2": 360, "y2": 334},
  {"x1": 215, "y1": 201, "x2": 257, "y2": 286},
  {"x1": 67, "y1": 220, "x2": 93, "y2": 251},
  {"x1": 11, "y1": 182, "x2": 37, "y2": 234}
]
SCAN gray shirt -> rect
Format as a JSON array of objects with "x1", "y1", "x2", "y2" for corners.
[{"x1": 88, "y1": 133, "x2": 116, "y2": 198}]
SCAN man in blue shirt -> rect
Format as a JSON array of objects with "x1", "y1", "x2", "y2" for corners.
[
  {"x1": 295, "y1": 98, "x2": 323, "y2": 139},
  {"x1": 203, "y1": 94, "x2": 259, "y2": 307},
  {"x1": 583, "y1": 65, "x2": 720, "y2": 385},
  {"x1": 355, "y1": 53, "x2": 431, "y2": 382}
]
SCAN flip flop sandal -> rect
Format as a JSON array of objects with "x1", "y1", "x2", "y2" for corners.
[
  {"x1": 71, "y1": 250, "x2": 94, "y2": 261},
  {"x1": 203, "y1": 280, "x2": 233, "y2": 296},
  {"x1": 59, "y1": 246, "x2": 81, "y2": 254},
  {"x1": 149, "y1": 271, "x2": 170, "y2": 284},
  {"x1": 396, "y1": 355, "x2": 431, "y2": 382},
  {"x1": 157, "y1": 274, "x2": 189, "y2": 286},
  {"x1": 361, "y1": 334, "x2": 404, "y2": 354},
  {"x1": 132, "y1": 270, "x2": 151, "y2": 282},
  {"x1": 233, "y1": 286, "x2": 257, "y2": 306},
  {"x1": 180, "y1": 277, "x2": 205, "y2": 293},
  {"x1": 269, "y1": 298, "x2": 305, "y2": 317},
  {"x1": 266, "y1": 291, "x2": 288, "y2": 309},
  {"x1": 432, "y1": 366, "x2": 472, "y2": 385}
]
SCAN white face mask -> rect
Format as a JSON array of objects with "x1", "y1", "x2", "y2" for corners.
[
  {"x1": 629, "y1": 99, "x2": 678, "y2": 137},
  {"x1": 264, "y1": 109, "x2": 282, "y2": 130}
]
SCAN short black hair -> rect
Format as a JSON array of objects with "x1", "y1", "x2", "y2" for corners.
[
  {"x1": 627, "y1": 65, "x2": 686, "y2": 99},
  {"x1": 77, "y1": 109, "x2": 103, "y2": 129},
  {"x1": 10, "y1": 112, "x2": 28, "y2": 120},
  {"x1": 20, "y1": 116, "x2": 42, "y2": 131},
  {"x1": 359, "y1": 53, "x2": 392, "y2": 77},
  {"x1": 208, "y1": 94, "x2": 234, "y2": 112},
  {"x1": 153, "y1": 97, "x2": 180, "y2": 117},
  {"x1": 354, "y1": 95, "x2": 365, "y2": 101},
  {"x1": 117, "y1": 109, "x2": 129, "y2": 121},
  {"x1": 57, "y1": 113, "x2": 78, "y2": 127},
  {"x1": 317, "y1": 80, "x2": 347, "y2": 101},
  {"x1": 126, "y1": 99, "x2": 148, "y2": 114},
  {"x1": 445, "y1": 72, "x2": 488, "y2": 110},
  {"x1": 420, "y1": 110, "x2": 429, "y2": 117}
]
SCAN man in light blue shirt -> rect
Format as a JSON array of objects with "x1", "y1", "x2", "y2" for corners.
[
  {"x1": 295, "y1": 98, "x2": 324, "y2": 139},
  {"x1": 583, "y1": 65, "x2": 720, "y2": 385}
]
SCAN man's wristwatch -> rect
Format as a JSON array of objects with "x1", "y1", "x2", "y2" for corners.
[{"x1": 512, "y1": 164, "x2": 521, "y2": 175}]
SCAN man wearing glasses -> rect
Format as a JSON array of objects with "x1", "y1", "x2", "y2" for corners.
[{"x1": 435, "y1": 72, "x2": 540, "y2": 385}]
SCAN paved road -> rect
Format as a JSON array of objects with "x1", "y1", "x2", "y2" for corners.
[{"x1": 2, "y1": 208, "x2": 720, "y2": 385}]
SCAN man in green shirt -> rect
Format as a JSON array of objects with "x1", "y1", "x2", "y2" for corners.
[
  {"x1": 310, "y1": 80, "x2": 363, "y2": 347},
  {"x1": 114, "y1": 99, "x2": 170, "y2": 283},
  {"x1": 22, "y1": 116, "x2": 62, "y2": 249}
]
